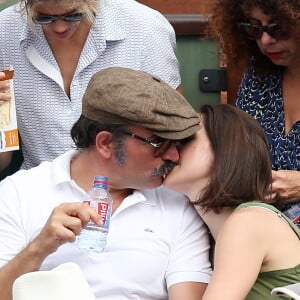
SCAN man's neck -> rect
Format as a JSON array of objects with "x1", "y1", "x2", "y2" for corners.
[
  {"x1": 69, "y1": 149, "x2": 99, "y2": 192},
  {"x1": 69, "y1": 149, "x2": 133, "y2": 212}
]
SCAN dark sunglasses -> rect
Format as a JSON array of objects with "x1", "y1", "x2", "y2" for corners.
[
  {"x1": 238, "y1": 22, "x2": 290, "y2": 40},
  {"x1": 122, "y1": 131, "x2": 174, "y2": 158},
  {"x1": 32, "y1": 12, "x2": 86, "y2": 25}
]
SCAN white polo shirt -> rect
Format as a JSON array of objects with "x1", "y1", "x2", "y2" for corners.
[{"x1": 0, "y1": 150, "x2": 212, "y2": 299}]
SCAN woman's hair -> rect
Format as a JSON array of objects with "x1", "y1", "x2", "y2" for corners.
[
  {"x1": 193, "y1": 104, "x2": 274, "y2": 213},
  {"x1": 18, "y1": 0, "x2": 97, "y2": 26},
  {"x1": 210, "y1": 0, "x2": 300, "y2": 77}
]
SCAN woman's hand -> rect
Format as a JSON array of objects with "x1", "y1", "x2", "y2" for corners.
[{"x1": 271, "y1": 170, "x2": 300, "y2": 202}]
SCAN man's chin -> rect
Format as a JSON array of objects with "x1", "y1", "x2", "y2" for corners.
[
  {"x1": 162, "y1": 173, "x2": 172, "y2": 187},
  {"x1": 145, "y1": 176, "x2": 164, "y2": 189}
]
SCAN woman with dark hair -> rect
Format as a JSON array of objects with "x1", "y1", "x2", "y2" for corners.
[
  {"x1": 164, "y1": 104, "x2": 300, "y2": 300},
  {"x1": 211, "y1": 0, "x2": 300, "y2": 227}
]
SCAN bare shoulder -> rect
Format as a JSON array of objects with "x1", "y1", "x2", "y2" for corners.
[
  {"x1": 219, "y1": 206, "x2": 293, "y2": 241},
  {"x1": 223, "y1": 206, "x2": 271, "y2": 230},
  {"x1": 214, "y1": 207, "x2": 276, "y2": 269},
  {"x1": 221, "y1": 205, "x2": 299, "y2": 246},
  {"x1": 216, "y1": 206, "x2": 300, "y2": 273},
  {"x1": 229, "y1": 205, "x2": 288, "y2": 226}
]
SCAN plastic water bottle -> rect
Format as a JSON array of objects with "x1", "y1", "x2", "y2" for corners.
[{"x1": 77, "y1": 176, "x2": 113, "y2": 253}]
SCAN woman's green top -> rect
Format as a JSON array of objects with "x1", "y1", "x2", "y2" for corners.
[{"x1": 236, "y1": 201, "x2": 300, "y2": 300}]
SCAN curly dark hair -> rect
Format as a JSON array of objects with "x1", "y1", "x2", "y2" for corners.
[
  {"x1": 211, "y1": 0, "x2": 300, "y2": 77},
  {"x1": 192, "y1": 104, "x2": 276, "y2": 213}
]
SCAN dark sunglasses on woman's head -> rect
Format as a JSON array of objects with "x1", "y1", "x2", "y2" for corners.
[
  {"x1": 32, "y1": 12, "x2": 86, "y2": 25},
  {"x1": 237, "y1": 22, "x2": 290, "y2": 40}
]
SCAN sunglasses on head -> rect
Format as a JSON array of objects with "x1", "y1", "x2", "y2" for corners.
[
  {"x1": 237, "y1": 22, "x2": 290, "y2": 40},
  {"x1": 32, "y1": 12, "x2": 86, "y2": 25}
]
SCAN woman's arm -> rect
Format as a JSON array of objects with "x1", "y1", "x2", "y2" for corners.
[{"x1": 202, "y1": 210, "x2": 266, "y2": 300}]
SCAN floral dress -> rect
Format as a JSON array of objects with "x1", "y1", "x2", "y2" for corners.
[{"x1": 236, "y1": 67, "x2": 300, "y2": 228}]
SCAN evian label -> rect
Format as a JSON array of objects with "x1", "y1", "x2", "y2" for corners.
[
  {"x1": 97, "y1": 202, "x2": 109, "y2": 222},
  {"x1": 84, "y1": 200, "x2": 111, "y2": 228}
]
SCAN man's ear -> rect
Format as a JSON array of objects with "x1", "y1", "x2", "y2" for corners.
[{"x1": 95, "y1": 131, "x2": 114, "y2": 158}]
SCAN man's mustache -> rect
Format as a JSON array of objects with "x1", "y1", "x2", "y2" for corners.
[{"x1": 152, "y1": 161, "x2": 177, "y2": 176}]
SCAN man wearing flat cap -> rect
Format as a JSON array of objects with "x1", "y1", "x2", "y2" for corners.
[{"x1": 0, "y1": 67, "x2": 211, "y2": 300}]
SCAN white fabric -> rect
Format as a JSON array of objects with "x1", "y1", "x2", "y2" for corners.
[
  {"x1": 271, "y1": 283, "x2": 300, "y2": 299},
  {"x1": 0, "y1": 150, "x2": 212, "y2": 300},
  {"x1": 13, "y1": 262, "x2": 96, "y2": 300},
  {"x1": 0, "y1": 0, "x2": 181, "y2": 169}
]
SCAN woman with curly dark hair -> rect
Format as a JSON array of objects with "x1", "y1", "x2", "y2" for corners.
[{"x1": 211, "y1": 0, "x2": 300, "y2": 228}]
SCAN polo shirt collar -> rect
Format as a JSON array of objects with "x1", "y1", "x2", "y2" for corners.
[
  {"x1": 94, "y1": 0, "x2": 127, "y2": 42},
  {"x1": 51, "y1": 150, "x2": 77, "y2": 186}
]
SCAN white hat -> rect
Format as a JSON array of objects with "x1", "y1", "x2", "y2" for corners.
[
  {"x1": 12, "y1": 262, "x2": 96, "y2": 300},
  {"x1": 271, "y1": 283, "x2": 300, "y2": 300}
]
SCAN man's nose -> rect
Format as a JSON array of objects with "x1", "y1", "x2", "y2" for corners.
[{"x1": 161, "y1": 142, "x2": 179, "y2": 162}]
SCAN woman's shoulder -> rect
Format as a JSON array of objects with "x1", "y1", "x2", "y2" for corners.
[
  {"x1": 225, "y1": 204, "x2": 271, "y2": 231},
  {"x1": 237, "y1": 68, "x2": 283, "y2": 108},
  {"x1": 228, "y1": 202, "x2": 300, "y2": 239},
  {"x1": 222, "y1": 203, "x2": 279, "y2": 236},
  {"x1": 0, "y1": 4, "x2": 22, "y2": 21},
  {"x1": 0, "y1": 4, "x2": 26, "y2": 36},
  {"x1": 233, "y1": 202, "x2": 282, "y2": 223},
  {"x1": 101, "y1": 0, "x2": 173, "y2": 29}
]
